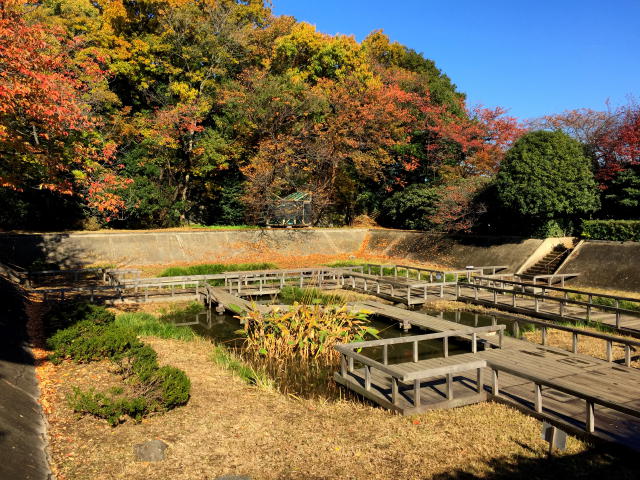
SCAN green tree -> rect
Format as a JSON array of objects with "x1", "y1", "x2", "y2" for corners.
[
  {"x1": 496, "y1": 130, "x2": 599, "y2": 230},
  {"x1": 380, "y1": 184, "x2": 440, "y2": 230},
  {"x1": 603, "y1": 164, "x2": 640, "y2": 219}
]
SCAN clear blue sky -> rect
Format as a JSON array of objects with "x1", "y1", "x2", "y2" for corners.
[{"x1": 271, "y1": 0, "x2": 640, "y2": 121}]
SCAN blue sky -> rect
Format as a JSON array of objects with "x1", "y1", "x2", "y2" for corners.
[{"x1": 271, "y1": 0, "x2": 640, "y2": 121}]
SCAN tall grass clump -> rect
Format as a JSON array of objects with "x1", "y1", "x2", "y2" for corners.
[
  {"x1": 236, "y1": 304, "x2": 377, "y2": 397},
  {"x1": 115, "y1": 312, "x2": 198, "y2": 341},
  {"x1": 279, "y1": 286, "x2": 346, "y2": 306},
  {"x1": 159, "y1": 262, "x2": 278, "y2": 277},
  {"x1": 210, "y1": 344, "x2": 274, "y2": 389}
]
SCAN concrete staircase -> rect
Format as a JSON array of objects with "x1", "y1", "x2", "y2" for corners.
[{"x1": 521, "y1": 241, "x2": 577, "y2": 277}]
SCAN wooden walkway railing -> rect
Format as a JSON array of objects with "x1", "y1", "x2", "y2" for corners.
[
  {"x1": 458, "y1": 276, "x2": 640, "y2": 332},
  {"x1": 335, "y1": 325, "x2": 505, "y2": 414}
]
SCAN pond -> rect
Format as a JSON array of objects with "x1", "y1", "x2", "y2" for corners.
[{"x1": 160, "y1": 303, "x2": 536, "y2": 365}]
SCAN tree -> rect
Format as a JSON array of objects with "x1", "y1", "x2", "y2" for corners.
[
  {"x1": 496, "y1": 131, "x2": 600, "y2": 223},
  {"x1": 602, "y1": 164, "x2": 640, "y2": 219},
  {"x1": 380, "y1": 184, "x2": 439, "y2": 230}
]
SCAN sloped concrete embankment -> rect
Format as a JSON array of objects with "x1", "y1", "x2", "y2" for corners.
[
  {"x1": 0, "y1": 229, "x2": 370, "y2": 267},
  {"x1": 365, "y1": 230, "x2": 543, "y2": 272},
  {"x1": 558, "y1": 241, "x2": 640, "y2": 291}
]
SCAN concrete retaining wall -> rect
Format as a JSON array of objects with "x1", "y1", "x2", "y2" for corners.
[
  {"x1": 2, "y1": 229, "x2": 639, "y2": 293},
  {"x1": 0, "y1": 229, "x2": 370, "y2": 267},
  {"x1": 557, "y1": 241, "x2": 640, "y2": 291},
  {"x1": 365, "y1": 230, "x2": 544, "y2": 272}
]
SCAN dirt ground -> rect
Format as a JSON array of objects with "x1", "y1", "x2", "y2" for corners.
[{"x1": 40, "y1": 334, "x2": 640, "y2": 480}]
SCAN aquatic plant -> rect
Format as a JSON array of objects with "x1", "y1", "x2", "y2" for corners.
[{"x1": 238, "y1": 304, "x2": 376, "y2": 361}]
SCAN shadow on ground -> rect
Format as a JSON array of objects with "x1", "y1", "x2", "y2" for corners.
[{"x1": 432, "y1": 442, "x2": 637, "y2": 480}]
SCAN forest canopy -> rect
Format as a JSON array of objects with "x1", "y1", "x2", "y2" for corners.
[{"x1": 1, "y1": 0, "x2": 638, "y2": 234}]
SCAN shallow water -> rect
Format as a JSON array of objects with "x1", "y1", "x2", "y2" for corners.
[{"x1": 161, "y1": 304, "x2": 534, "y2": 365}]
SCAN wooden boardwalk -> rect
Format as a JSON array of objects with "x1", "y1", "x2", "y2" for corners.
[
  {"x1": 457, "y1": 276, "x2": 640, "y2": 336},
  {"x1": 337, "y1": 302, "x2": 640, "y2": 449}
]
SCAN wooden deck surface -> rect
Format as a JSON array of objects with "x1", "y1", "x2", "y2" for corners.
[{"x1": 344, "y1": 301, "x2": 640, "y2": 449}]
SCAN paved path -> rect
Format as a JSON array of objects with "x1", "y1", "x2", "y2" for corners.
[{"x1": 0, "y1": 279, "x2": 49, "y2": 480}]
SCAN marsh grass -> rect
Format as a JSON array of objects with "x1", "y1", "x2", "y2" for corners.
[
  {"x1": 210, "y1": 344, "x2": 274, "y2": 389},
  {"x1": 278, "y1": 286, "x2": 346, "y2": 305},
  {"x1": 159, "y1": 262, "x2": 278, "y2": 277},
  {"x1": 115, "y1": 312, "x2": 198, "y2": 341}
]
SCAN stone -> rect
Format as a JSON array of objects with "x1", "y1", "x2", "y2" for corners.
[{"x1": 133, "y1": 439, "x2": 168, "y2": 462}]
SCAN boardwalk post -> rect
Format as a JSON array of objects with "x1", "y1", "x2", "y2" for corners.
[
  {"x1": 572, "y1": 333, "x2": 578, "y2": 353},
  {"x1": 340, "y1": 355, "x2": 347, "y2": 377},
  {"x1": 414, "y1": 380, "x2": 421, "y2": 407},
  {"x1": 492, "y1": 369, "x2": 499, "y2": 396},
  {"x1": 586, "y1": 401, "x2": 595, "y2": 433},
  {"x1": 391, "y1": 377, "x2": 399, "y2": 406},
  {"x1": 443, "y1": 336, "x2": 449, "y2": 357},
  {"x1": 535, "y1": 384, "x2": 542, "y2": 413},
  {"x1": 471, "y1": 333, "x2": 477, "y2": 353},
  {"x1": 606, "y1": 340, "x2": 613, "y2": 362},
  {"x1": 446, "y1": 374, "x2": 453, "y2": 400},
  {"x1": 413, "y1": 341, "x2": 419, "y2": 362},
  {"x1": 625, "y1": 346, "x2": 631, "y2": 367},
  {"x1": 364, "y1": 365, "x2": 371, "y2": 391},
  {"x1": 541, "y1": 326, "x2": 547, "y2": 345},
  {"x1": 383, "y1": 344, "x2": 388, "y2": 365}
]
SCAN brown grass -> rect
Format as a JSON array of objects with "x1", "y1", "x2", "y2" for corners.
[
  {"x1": 522, "y1": 328, "x2": 640, "y2": 368},
  {"x1": 40, "y1": 336, "x2": 640, "y2": 480}
]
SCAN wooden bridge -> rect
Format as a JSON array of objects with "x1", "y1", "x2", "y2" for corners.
[{"x1": 335, "y1": 303, "x2": 640, "y2": 449}]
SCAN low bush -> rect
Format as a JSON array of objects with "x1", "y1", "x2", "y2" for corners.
[
  {"x1": 49, "y1": 305, "x2": 191, "y2": 425},
  {"x1": 47, "y1": 320, "x2": 141, "y2": 363},
  {"x1": 581, "y1": 220, "x2": 640, "y2": 242},
  {"x1": 159, "y1": 262, "x2": 278, "y2": 277},
  {"x1": 44, "y1": 301, "x2": 115, "y2": 337}
]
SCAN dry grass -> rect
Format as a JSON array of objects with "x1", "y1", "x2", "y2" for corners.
[
  {"x1": 40, "y1": 336, "x2": 640, "y2": 480},
  {"x1": 522, "y1": 328, "x2": 640, "y2": 368}
]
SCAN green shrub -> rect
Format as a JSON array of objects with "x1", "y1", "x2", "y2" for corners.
[
  {"x1": 49, "y1": 304, "x2": 192, "y2": 425},
  {"x1": 44, "y1": 301, "x2": 115, "y2": 337},
  {"x1": 581, "y1": 220, "x2": 640, "y2": 242},
  {"x1": 48, "y1": 321, "x2": 142, "y2": 362},
  {"x1": 67, "y1": 388, "x2": 149, "y2": 426},
  {"x1": 155, "y1": 366, "x2": 191, "y2": 408}
]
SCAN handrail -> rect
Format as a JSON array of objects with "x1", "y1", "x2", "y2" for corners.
[
  {"x1": 538, "y1": 246, "x2": 571, "y2": 274},
  {"x1": 462, "y1": 283, "x2": 639, "y2": 316},
  {"x1": 472, "y1": 275, "x2": 640, "y2": 304},
  {"x1": 489, "y1": 363, "x2": 640, "y2": 433},
  {"x1": 336, "y1": 324, "x2": 505, "y2": 351}
]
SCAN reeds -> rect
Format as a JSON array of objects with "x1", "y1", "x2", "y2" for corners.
[{"x1": 236, "y1": 304, "x2": 378, "y2": 398}]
